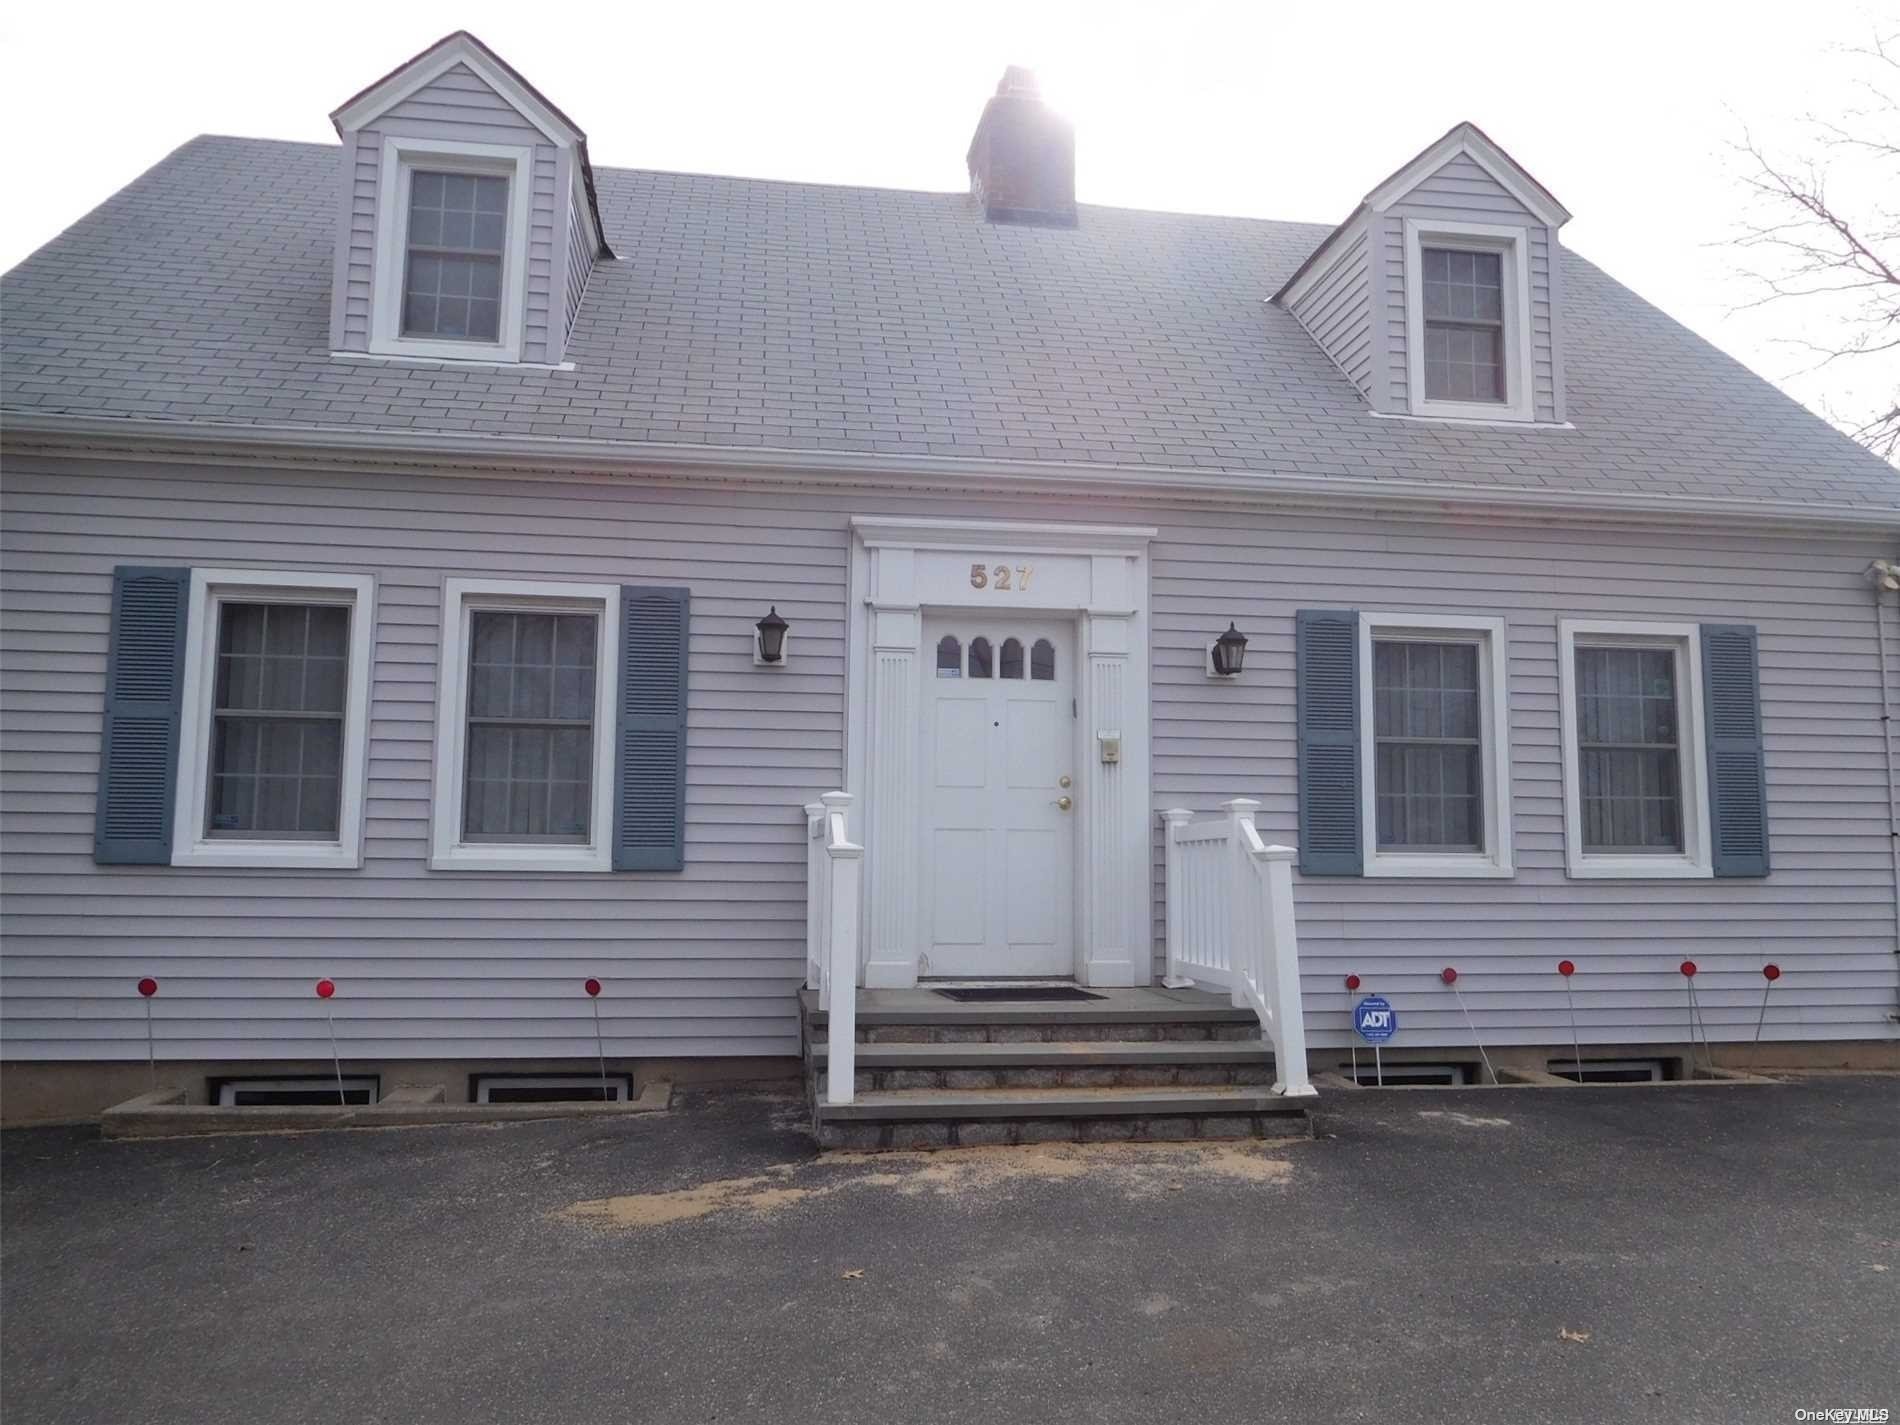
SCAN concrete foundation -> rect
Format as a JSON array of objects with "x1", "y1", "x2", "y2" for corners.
[{"x1": 0, "y1": 1056, "x2": 801, "y2": 1127}]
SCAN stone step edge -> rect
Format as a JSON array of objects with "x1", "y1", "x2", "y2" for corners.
[
  {"x1": 814, "y1": 1086, "x2": 1310, "y2": 1122},
  {"x1": 811, "y1": 1039, "x2": 1272, "y2": 1066},
  {"x1": 819, "y1": 1115, "x2": 1314, "y2": 1150},
  {"x1": 803, "y1": 1005, "x2": 1257, "y2": 1028}
]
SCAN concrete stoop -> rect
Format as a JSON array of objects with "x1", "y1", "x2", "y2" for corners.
[{"x1": 800, "y1": 987, "x2": 1314, "y2": 1150}]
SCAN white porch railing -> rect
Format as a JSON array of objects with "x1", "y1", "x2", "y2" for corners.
[
  {"x1": 1161, "y1": 799, "x2": 1315, "y2": 1097},
  {"x1": 804, "y1": 792, "x2": 863, "y2": 1105}
]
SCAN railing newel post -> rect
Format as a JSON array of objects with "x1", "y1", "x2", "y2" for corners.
[
  {"x1": 1160, "y1": 809, "x2": 1196, "y2": 988},
  {"x1": 817, "y1": 791, "x2": 862, "y2": 1107}
]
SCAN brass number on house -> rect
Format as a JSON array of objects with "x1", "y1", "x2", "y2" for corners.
[{"x1": 968, "y1": 562, "x2": 1034, "y2": 592}]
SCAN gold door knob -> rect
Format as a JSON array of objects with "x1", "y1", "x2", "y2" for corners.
[{"x1": 1055, "y1": 796, "x2": 1073, "y2": 811}]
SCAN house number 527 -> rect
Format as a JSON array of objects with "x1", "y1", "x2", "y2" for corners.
[{"x1": 970, "y1": 562, "x2": 1033, "y2": 592}]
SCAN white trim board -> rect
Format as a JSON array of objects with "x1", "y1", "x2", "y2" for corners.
[
  {"x1": 428, "y1": 576, "x2": 620, "y2": 872},
  {"x1": 1356, "y1": 612, "x2": 1514, "y2": 879},
  {"x1": 1367, "y1": 124, "x2": 1570, "y2": 227},
  {"x1": 1555, "y1": 618, "x2": 1713, "y2": 880},
  {"x1": 330, "y1": 34, "x2": 580, "y2": 147},
  {"x1": 9, "y1": 417, "x2": 1898, "y2": 534},
  {"x1": 845, "y1": 515, "x2": 1155, "y2": 990},
  {"x1": 1403, "y1": 218, "x2": 1535, "y2": 423},
  {"x1": 172, "y1": 568, "x2": 376, "y2": 870},
  {"x1": 368, "y1": 136, "x2": 534, "y2": 364}
]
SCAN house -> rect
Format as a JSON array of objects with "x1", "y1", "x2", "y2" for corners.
[{"x1": 3, "y1": 33, "x2": 1897, "y2": 1137}]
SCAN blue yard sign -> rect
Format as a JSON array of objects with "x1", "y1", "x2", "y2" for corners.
[{"x1": 1353, "y1": 995, "x2": 1398, "y2": 1044}]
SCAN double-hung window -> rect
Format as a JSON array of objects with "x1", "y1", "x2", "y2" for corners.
[
  {"x1": 1558, "y1": 620, "x2": 1712, "y2": 878},
  {"x1": 431, "y1": 579, "x2": 620, "y2": 871},
  {"x1": 172, "y1": 571, "x2": 376, "y2": 868},
  {"x1": 369, "y1": 137, "x2": 532, "y2": 362},
  {"x1": 1403, "y1": 219, "x2": 1533, "y2": 422},
  {"x1": 1357, "y1": 613, "x2": 1513, "y2": 877},
  {"x1": 1421, "y1": 248, "x2": 1504, "y2": 403},
  {"x1": 402, "y1": 172, "x2": 509, "y2": 344}
]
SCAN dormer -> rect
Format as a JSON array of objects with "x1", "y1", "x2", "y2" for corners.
[
  {"x1": 326, "y1": 32, "x2": 613, "y2": 367},
  {"x1": 1275, "y1": 123, "x2": 1571, "y2": 425}
]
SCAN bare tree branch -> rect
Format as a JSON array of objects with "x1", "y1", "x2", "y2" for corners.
[{"x1": 1728, "y1": 32, "x2": 1900, "y2": 464}]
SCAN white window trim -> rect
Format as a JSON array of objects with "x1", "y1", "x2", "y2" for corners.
[
  {"x1": 1557, "y1": 618, "x2": 1713, "y2": 880},
  {"x1": 1357, "y1": 612, "x2": 1514, "y2": 879},
  {"x1": 430, "y1": 578, "x2": 620, "y2": 873},
  {"x1": 1404, "y1": 218, "x2": 1535, "y2": 423},
  {"x1": 369, "y1": 136, "x2": 534, "y2": 364},
  {"x1": 172, "y1": 569, "x2": 375, "y2": 870}
]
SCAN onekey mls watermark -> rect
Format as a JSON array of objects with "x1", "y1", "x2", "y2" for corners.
[{"x1": 1793, "y1": 1410, "x2": 1890, "y2": 1422}]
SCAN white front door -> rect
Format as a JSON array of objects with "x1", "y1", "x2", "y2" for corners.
[{"x1": 919, "y1": 617, "x2": 1076, "y2": 977}]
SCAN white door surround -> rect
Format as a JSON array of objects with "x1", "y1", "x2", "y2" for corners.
[
  {"x1": 846, "y1": 516, "x2": 1156, "y2": 989},
  {"x1": 920, "y1": 615, "x2": 1077, "y2": 978}
]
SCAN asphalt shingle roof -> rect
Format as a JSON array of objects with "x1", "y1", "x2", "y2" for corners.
[{"x1": 4, "y1": 135, "x2": 1896, "y2": 511}]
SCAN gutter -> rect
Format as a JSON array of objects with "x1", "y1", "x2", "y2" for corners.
[{"x1": 4, "y1": 411, "x2": 1899, "y2": 534}]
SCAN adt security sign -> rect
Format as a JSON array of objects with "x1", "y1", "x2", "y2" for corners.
[{"x1": 1353, "y1": 995, "x2": 1398, "y2": 1043}]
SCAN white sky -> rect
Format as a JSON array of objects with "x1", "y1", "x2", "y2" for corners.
[{"x1": 2, "y1": 0, "x2": 1894, "y2": 446}]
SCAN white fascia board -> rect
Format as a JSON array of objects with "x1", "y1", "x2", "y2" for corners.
[
  {"x1": 1367, "y1": 127, "x2": 1570, "y2": 228},
  {"x1": 331, "y1": 34, "x2": 577, "y2": 148},
  {"x1": 7, "y1": 414, "x2": 1899, "y2": 535},
  {"x1": 850, "y1": 515, "x2": 1157, "y2": 555},
  {"x1": 1275, "y1": 210, "x2": 1369, "y2": 310}
]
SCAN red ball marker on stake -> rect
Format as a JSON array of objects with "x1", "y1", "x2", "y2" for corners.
[
  {"x1": 1344, "y1": 974, "x2": 1363, "y2": 1083},
  {"x1": 1746, "y1": 963, "x2": 1783, "y2": 1072},
  {"x1": 314, "y1": 979, "x2": 346, "y2": 1106},
  {"x1": 1557, "y1": 960, "x2": 1582, "y2": 1082},
  {"x1": 584, "y1": 978, "x2": 609, "y2": 1102},
  {"x1": 1441, "y1": 967, "x2": 1496, "y2": 1085},
  {"x1": 1678, "y1": 961, "x2": 1711, "y2": 1077},
  {"x1": 136, "y1": 977, "x2": 159, "y2": 1090}
]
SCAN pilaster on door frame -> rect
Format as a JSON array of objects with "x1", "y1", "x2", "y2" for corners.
[{"x1": 844, "y1": 516, "x2": 1156, "y2": 990}]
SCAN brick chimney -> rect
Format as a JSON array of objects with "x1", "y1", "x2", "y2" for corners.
[{"x1": 966, "y1": 67, "x2": 1076, "y2": 227}]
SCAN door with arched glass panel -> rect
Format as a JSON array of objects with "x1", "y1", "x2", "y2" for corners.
[{"x1": 919, "y1": 618, "x2": 1075, "y2": 976}]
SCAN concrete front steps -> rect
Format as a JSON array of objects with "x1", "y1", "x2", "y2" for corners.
[{"x1": 798, "y1": 986, "x2": 1315, "y2": 1150}]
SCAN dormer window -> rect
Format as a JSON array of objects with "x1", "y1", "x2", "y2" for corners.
[
  {"x1": 329, "y1": 32, "x2": 615, "y2": 368},
  {"x1": 1274, "y1": 123, "x2": 1569, "y2": 427},
  {"x1": 403, "y1": 172, "x2": 509, "y2": 343},
  {"x1": 1402, "y1": 220, "x2": 1533, "y2": 422},
  {"x1": 369, "y1": 139, "x2": 531, "y2": 362},
  {"x1": 1422, "y1": 247, "x2": 1503, "y2": 403}
]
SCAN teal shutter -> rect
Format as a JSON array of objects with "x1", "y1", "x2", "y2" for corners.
[
  {"x1": 1701, "y1": 624, "x2": 1769, "y2": 877},
  {"x1": 1296, "y1": 609, "x2": 1362, "y2": 875},
  {"x1": 613, "y1": 586, "x2": 690, "y2": 871},
  {"x1": 95, "y1": 566, "x2": 189, "y2": 864}
]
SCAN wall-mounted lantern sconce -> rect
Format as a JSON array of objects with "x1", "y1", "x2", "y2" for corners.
[
  {"x1": 754, "y1": 606, "x2": 790, "y2": 666},
  {"x1": 1206, "y1": 622, "x2": 1247, "y2": 679}
]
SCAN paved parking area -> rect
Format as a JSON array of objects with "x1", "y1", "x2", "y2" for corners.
[{"x1": 2, "y1": 1076, "x2": 1896, "y2": 1424}]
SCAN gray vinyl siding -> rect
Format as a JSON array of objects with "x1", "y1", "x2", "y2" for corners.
[
  {"x1": 3, "y1": 456, "x2": 1895, "y2": 1062},
  {"x1": 1284, "y1": 226, "x2": 1372, "y2": 397},
  {"x1": 1148, "y1": 515, "x2": 1898, "y2": 1049},
  {"x1": 564, "y1": 176, "x2": 593, "y2": 341},
  {"x1": 333, "y1": 63, "x2": 566, "y2": 363},
  {"x1": 1380, "y1": 151, "x2": 1561, "y2": 422}
]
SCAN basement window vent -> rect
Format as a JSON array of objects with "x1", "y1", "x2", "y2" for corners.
[
  {"x1": 470, "y1": 1073, "x2": 633, "y2": 1105},
  {"x1": 1549, "y1": 1058, "x2": 1666, "y2": 1084},
  {"x1": 1342, "y1": 1062, "x2": 1473, "y2": 1087},
  {"x1": 211, "y1": 1075, "x2": 380, "y2": 1106}
]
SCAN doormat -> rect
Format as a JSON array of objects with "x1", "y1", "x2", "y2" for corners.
[{"x1": 932, "y1": 987, "x2": 1107, "y2": 1003}]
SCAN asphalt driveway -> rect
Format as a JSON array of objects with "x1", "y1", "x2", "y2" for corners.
[{"x1": 2, "y1": 1077, "x2": 1896, "y2": 1425}]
